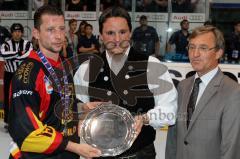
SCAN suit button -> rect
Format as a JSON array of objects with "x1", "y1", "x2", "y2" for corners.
[{"x1": 184, "y1": 141, "x2": 188, "y2": 145}]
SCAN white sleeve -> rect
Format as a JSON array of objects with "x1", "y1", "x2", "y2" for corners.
[
  {"x1": 0, "y1": 43, "x2": 19, "y2": 59},
  {"x1": 73, "y1": 60, "x2": 90, "y2": 103},
  {"x1": 147, "y1": 56, "x2": 178, "y2": 128},
  {"x1": 17, "y1": 41, "x2": 33, "y2": 59}
]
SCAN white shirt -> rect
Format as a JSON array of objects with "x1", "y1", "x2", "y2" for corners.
[
  {"x1": 195, "y1": 67, "x2": 219, "y2": 106},
  {"x1": 0, "y1": 39, "x2": 32, "y2": 72},
  {"x1": 74, "y1": 47, "x2": 178, "y2": 128}
]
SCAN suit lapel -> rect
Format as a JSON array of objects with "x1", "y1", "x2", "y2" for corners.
[{"x1": 186, "y1": 70, "x2": 223, "y2": 134}]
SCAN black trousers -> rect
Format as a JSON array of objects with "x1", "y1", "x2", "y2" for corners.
[
  {"x1": 96, "y1": 143, "x2": 156, "y2": 159},
  {"x1": 3, "y1": 71, "x2": 14, "y2": 124}
]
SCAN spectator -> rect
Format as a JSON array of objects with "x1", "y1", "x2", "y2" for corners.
[
  {"x1": 32, "y1": 0, "x2": 48, "y2": 10},
  {"x1": 77, "y1": 23, "x2": 99, "y2": 54},
  {"x1": 155, "y1": 0, "x2": 168, "y2": 12},
  {"x1": 31, "y1": 36, "x2": 39, "y2": 51},
  {"x1": 100, "y1": 0, "x2": 131, "y2": 11},
  {"x1": 0, "y1": 23, "x2": 32, "y2": 132},
  {"x1": 100, "y1": 0, "x2": 114, "y2": 11},
  {"x1": 48, "y1": 0, "x2": 61, "y2": 8},
  {"x1": 172, "y1": 0, "x2": 192, "y2": 13},
  {"x1": 0, "y1": 0, "x2": 28, "y2": 10},
  {"x1": 167, "y1": 19, "x2": 190, "y2": 55},
  {"x1": 132, "y1": 15, "x2": 160, "y2": 57},
  {"x1": 116, "y1": 0, "x2": 132, "y2": 11},
  {"x1": 85, "y1": 0, "x2": 96, "y2": 11},
  {"x1": 61, "y1": 36, "x2": 74, "y2": 59},
  {"x1": 136, "y1": 0, "x2": 158, "y2": 12},
  {"x1": 0, "y1": 23, "x2": 11, "y2": 46},
  {"x1": 66, "y1": 19, "x2": 78, "y2": 54},
  {"x1": 76, "y1": 20, "x2": 88, "y2": 39},
  {"x1": 225, "y1": 21, "x2": 240, "y2": 63},
  {"x1": 191, "y1": 0, "x2": 204, "y2": 13},
  {"x1": 66, "y1": 0, "x2": 87, "y2": 11}
]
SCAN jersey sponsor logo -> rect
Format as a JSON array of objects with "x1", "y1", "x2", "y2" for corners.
[
  {"x1": 44, "y1": 76, "x2": 53, "y2": 94},
  {"x1": 61, "y1": 126, "x2": 77, "y2": 137},
  {"x1": 66, "y1": 126, "x2": 77, "y2": 136},
  {"x1": 36, "y1": 126, "x2": 54, "y2": 138},
  {"x1": 13, "y1": 90, "x2": 33, "y2": 98},
  {"x1": 16, "y1": 62, "x2": 34, "y2": 84}
]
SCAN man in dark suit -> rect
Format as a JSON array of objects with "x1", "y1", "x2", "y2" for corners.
[{"x1": 166, "y1": 25, "x2": 240, "y2": 159}]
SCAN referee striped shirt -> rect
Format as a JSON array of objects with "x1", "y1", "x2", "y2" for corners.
[{"x1": 0, "y1": 39, "x2": 32, "y2": 73}]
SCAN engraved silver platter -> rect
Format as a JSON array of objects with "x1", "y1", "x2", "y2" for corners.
[{"x1": 80, "y1": 103, "x2": 136, "y2": 156}]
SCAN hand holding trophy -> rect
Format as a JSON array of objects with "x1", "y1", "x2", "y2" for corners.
[{"x1": 79, "y1": 103, "x2": 136, "y2": 156}]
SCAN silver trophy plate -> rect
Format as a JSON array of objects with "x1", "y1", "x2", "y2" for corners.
[{"x1": 80, "y1": 103, "x2": 136, "y2": 156}]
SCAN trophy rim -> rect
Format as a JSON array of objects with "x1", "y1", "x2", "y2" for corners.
[{"x1": 80, "y1": 103, "x2": 136, "y2": 156}]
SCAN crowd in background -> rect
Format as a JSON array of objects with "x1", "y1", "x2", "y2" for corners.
[
  {"x1": 1, "y1": 17, "x2": 240, "y2": 63},
  {"x1": 0, "y1": 0, "x2": 204, "y2": 13},
  {"x1": 0, "y1": 1, "x2": 240, "y2": 159},
  {"x1": 0, "y1": 0, "x2": 239, "y2": 62}
]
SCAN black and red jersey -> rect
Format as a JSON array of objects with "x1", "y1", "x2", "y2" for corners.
[{"x1": 8, "y1": 50, "x2": 79, "y2": 159}]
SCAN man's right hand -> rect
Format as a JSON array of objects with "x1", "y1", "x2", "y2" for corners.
[{"x1": 66, "y1": 141, "x2": 101, "y2": 158}]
